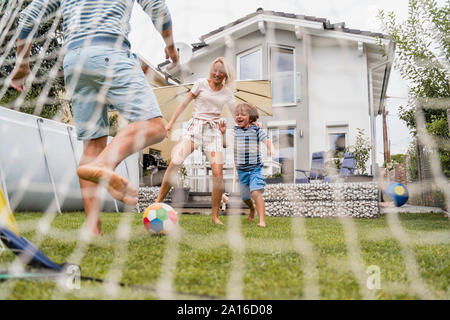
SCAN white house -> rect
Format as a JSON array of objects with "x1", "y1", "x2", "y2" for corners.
[{"x1": 159, "y1": 8, "x2": 394, "y2": 188}]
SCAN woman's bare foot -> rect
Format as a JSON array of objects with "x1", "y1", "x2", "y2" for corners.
[
  {"x1": 212, "y1": 217, "x2": 224, "y2": 225},
  {"x1": 77, "y1": 165, "x2": 137, "y2": 205}
]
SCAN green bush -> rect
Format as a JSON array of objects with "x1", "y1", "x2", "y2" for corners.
[{"x1": 266, "y1": 172, "x2": 283, "y2": 179}]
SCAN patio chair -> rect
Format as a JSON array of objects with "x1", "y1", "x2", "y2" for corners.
[
  {"x1": 324, "y1": 152, "x2": 356, "y2": 183},
  {"x1": 295, "y1": 151, "x2": 326, "y2": 183}
]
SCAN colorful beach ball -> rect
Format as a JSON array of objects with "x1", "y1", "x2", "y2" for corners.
[
  {"x1": 384, "y1": 182, "x2": 409, "y2": 207},
  {"x1": 143, "y1": 203, "x2": 178, "y2": 235}
]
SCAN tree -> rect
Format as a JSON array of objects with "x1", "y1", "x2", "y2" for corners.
[
  {"x1": 0, "y1": 0, "x2": 66, "y2": 120},
  {"x1": 379, "y1": 0, "x2": 450, "y2": 177},
  {"x1": 406, "y1": 142, "x2": 419, "y2": 181},
  {"x1": 390, "y1": 154, "x2": 406, "y2": 165},
  {"x1": 347, "y1": 128, "x2": 372, "y2": 175}
]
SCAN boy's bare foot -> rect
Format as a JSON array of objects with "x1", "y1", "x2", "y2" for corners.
[
  {"x1": 257, "y1": 223, "x2": 266, "y2": 228},
  {"x1": 77, "y1": 165, "x2": 137, "y2": 205},
  {"x1": 248, "y1": 207, "x2": 255, "y2": 222}
]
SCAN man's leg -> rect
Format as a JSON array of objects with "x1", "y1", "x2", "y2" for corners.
[
  {"x1": 79, "y1": 137, "x2": 108, "y2": 236},
  {"x1": 77, "y1": 117, "x2": 167, "y2": 205}
]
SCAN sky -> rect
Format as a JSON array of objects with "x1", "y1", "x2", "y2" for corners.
[{"x1": 128, "y1": 0, "x2": 419, "y2": 165}]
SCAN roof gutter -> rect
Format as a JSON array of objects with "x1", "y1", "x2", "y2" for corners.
[{"x1": 201, "y1": 14, "x2": 324, "y2": 46}]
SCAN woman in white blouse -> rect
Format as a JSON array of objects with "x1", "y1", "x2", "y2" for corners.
[{"x1": 156, "y1": 57, "x2": 236, "y2": 225}]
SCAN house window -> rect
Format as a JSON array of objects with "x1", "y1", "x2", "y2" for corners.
[
  {"x1": 270, "y1": 46, "x2": 295, "y2": 106},
  {"x1": 237, "y1": 47, "x2": 262, "y2": 80},
  {"x1": 329, "y1": 133, "x2": 346, "y2": 152},
  {"x1": 269, "y1": 127, "x2": 296, "y2": 181},
  {"x1": 327, "y1": 124, "x2": 348, "y2": 153}
]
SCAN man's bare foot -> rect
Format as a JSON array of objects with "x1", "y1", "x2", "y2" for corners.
[
  {"x1": 77, "y1": 165, "x2": 137, "y2": 205},
  {"x1": 86, "y1": 218, "x2": 103, "y2": 237},
  {"x1": 248, "y1": 207, "x2": 255, "y2": 222}
]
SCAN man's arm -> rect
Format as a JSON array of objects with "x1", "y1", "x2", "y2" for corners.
[
  {"x1": 17, "y1": 0, "x2": 61, "y2": 40},
  {"x1": 161, "y1": 27, "x2": 178, "y2": 70},
  {"x1": 138, "y1": 0, "x2": 178, "y2": 68},
  {"x1": 10, "y1": 39, "x2": 32, "y2": 92},
  {"x1": 10, "y1": 0, "x2": 60, "y2": 91}
]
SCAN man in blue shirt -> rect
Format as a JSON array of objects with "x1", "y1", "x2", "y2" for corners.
[{"x1": 10, "y1": 0, "x2": 179, "y2": 236}]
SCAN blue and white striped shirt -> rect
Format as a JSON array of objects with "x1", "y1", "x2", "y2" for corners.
[
  {"x1": 18, "y1": 0, "x2": 172, "y2": 49},
  {"x1": 234, "y1": 125, "x2": 268, "y2": 171}
]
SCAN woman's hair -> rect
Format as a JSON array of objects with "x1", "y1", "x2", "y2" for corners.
[
  {"x1": 235, "y1": 103, "x2": 259, "y2": 123},
  {"x1": 209, "y1": 57, "x2": 236, "y2": 91}
]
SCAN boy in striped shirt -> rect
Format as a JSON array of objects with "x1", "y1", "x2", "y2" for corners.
[{"x1": 220, "y1": 103, "x2": 274, "y2": 227}]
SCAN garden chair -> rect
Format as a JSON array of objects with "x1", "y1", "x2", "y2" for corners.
[
  {"x1": 324, "y1": 152, "x2": 357, "y2": 183},
  {"x1": 295, "y1": 151, "x2": 326, "y2": 183}
]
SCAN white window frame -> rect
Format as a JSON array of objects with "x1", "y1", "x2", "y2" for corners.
[
  {"x1": 269, "y1": 45, "x2": 297, "y2": 107},
  {"x1": 236, "y1": 46, "x2": 263, "y2": 81},
  {"x1": 326, "y1": 124, "x2": 349, "y2": 152}
]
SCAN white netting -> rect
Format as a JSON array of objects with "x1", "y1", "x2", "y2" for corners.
[{"x1": 0, "y1": 0, "x2": 448, "y2": 300}]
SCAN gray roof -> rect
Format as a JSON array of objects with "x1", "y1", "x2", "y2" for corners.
[{"x1": 197, "y1": 8, "x2": 386, "y2": 46}]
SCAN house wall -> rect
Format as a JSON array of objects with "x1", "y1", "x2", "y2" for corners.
[
  {"x1": 186, "y1": 30, "x2": 310, "y2": 178},
  {"x1": 185, "y1": 46, "x2": 227, "y2": 81},
  {"x1": 183, "y1": 28, "x2": 372, "y2": 182},
  {"x1": 308, "y1": 36, "x2": 371, "y2": 170}
]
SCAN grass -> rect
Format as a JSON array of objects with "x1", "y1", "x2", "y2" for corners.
[{"x1": 0, "y1": 212, "x2": 449, "y2": 300}]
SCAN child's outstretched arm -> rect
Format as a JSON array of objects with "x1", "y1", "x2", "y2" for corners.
[
  {"x1": 166, "y1": 92, "x2": 195, "y2": 133},
  {"x1": 265, "y1": 139, "x2": 276, "y2": 158},
  {"x1": 219, "y1": 120, "x2": 227, "y2": 148},
  {"x1": 253, "y1": 122, "x2": 275, "y2": 158}
]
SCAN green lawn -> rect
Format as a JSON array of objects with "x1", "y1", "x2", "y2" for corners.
[{"x1": 0, "y1": 212, "x2": 448, "y2": 300}]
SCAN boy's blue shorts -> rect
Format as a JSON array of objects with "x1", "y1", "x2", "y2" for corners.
[
  {"x1": 63, "y1": 45, "x2": 162, "y2": 140},
  {"x1": 237, "y1": 166, "x2": 265, "y2": 201}
]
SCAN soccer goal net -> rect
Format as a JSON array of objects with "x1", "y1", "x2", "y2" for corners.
[{"x1": 0, "y1": 0, "x2": 448, "y2": 300}]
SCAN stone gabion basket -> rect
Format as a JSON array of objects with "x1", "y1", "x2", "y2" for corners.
[
  {"x1": 138, "y1": 183, "x2": 380, "y2": 218},
  {"x1": 137, "y1": 186, "x2": 161, "y2": 213},
  {"x1": 264, "y1": 183, "x2": 380, "y2": 218}
]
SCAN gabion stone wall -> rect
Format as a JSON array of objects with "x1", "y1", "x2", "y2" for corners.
[
  {"x1": 138, "y1": 183, "x2": 380, "y2": 218},
  {"x1": 137, "y1": 187, "x2": 191, "y2": 212},
  {"x1": 138, "y1": 186, "x2": 160, "y2": 213},
  {"x1": 264, "y1": 183, "x2": 380, "y2": 218}
]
